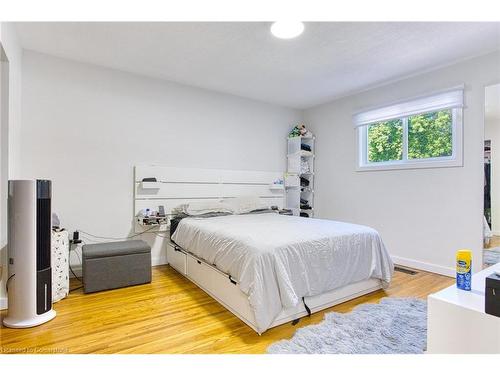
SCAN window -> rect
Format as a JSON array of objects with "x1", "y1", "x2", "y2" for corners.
[
  {"x1": 407, "y1": 110, "x2": 452, "y2": 160},
  {"x1": 354, "y1": 88, "x2": 463, "y2": 171},
  {"x1": 367, "y1": 119, "x2": 403, "y2": 163}
]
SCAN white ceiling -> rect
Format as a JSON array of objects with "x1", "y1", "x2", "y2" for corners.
[{"x1": 14, "y1": 22, "x2": 500, "y2": 109}]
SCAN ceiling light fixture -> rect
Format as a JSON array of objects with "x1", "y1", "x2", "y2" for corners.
[{"x1": 270, "y1": 21, "x2": 304, "y2": 39}]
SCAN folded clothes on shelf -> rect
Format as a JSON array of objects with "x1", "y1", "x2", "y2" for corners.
[
  {"x1": 300, "y1": 212, "x2": 310, "y2": 218},
  {"x1": 300, "y1": 158, "x2": 310, "y2": 174},
  {"x1": 300, "y1": 198, "x2": 308, "y2": 205},
  {"x1": 300, "y1": 177, "x2": 310, "y2": 187},
  {"x1": 300, "y1": 204, "x2": 312, "y2": 210},
  {"x1": 301, "y1": 143, "x2": 312, "y2": 152}
]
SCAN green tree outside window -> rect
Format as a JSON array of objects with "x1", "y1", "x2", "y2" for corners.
[
  {"x1": 408, "y1": 110, "x2": 452, "y2": 159},
  {"x1": 367, "y1": 119, "x2": 403, "y2": 162},
  {"x1": 367, "y1": 110, "x2": 452, "y2": 163}
]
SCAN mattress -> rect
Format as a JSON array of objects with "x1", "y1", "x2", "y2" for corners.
[{"x1": 171, "y1": 212, "x2": 394, "y2": 333}]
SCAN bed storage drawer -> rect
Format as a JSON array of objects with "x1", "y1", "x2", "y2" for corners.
[
  {"x1": 186, "y1": 256, "x2": 254, "y2": 324},
  {"x1": 167, "y1": 243, "x2": 187, "y2": 275},
  {"x1": 186, "y1": 256, "x2": 225, "y2": 295}
]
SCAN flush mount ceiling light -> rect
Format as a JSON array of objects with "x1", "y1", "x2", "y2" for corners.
[{"x1": 270, "y1": 21, "x2": 304, "y2": 39}]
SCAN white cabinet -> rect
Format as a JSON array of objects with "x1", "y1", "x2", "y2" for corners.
[
  {"x1": 286, "y1": 136, "x2": 315, "y2": 217},
  {"x1": 427, "y1": 262, "x2": 500, "y2": 353}
]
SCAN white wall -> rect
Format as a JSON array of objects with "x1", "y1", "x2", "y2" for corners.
[
  {"x1": 20, "y1": 51, "x2": 302, "y2": 268},
  {"x1": 13, "y1": 43, "x2": 500, "y2": 288},
  {"x1": 304, "y1": 52, "x2": 500, "y2": 276},
  {"x1": 0, "y1": 22, "x2": 23, "y2": 310}
]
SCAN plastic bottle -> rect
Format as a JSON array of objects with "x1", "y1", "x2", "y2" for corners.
[{"x1": 456, "y1": 249, "x2": 472, "y2": 291}]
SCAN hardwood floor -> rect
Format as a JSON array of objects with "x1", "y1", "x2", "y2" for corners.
[
  {"x1": 485, "y1": 235, "x2": 500, "y2": 248},
  {"x1": 0, "y1": 265, "x2": 453, "y2": 354}
]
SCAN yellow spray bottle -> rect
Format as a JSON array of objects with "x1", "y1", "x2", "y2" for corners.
[{"x1": 456, "y1": 249, "x2": 472, "y2": 291}]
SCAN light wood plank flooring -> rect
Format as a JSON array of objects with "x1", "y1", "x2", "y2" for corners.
[
  {"x1": 485, "y1": 235, "x2": 500, "y2": 248},
  {"x1": 0, "y1": 265, "x2": 453, "y2": 354}
]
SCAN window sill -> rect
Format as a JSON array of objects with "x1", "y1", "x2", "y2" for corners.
[{"x1": 356, "y1": 158, "x2": 463, "y2": 172}]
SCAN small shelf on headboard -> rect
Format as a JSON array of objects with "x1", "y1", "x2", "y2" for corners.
[
  {"x1": 140, "y1": 181, "x2": 162, "y2": 190},
  {"x1": 269, "y1": 184, "x2": 285, "y2": 190},
  {"x1": 134, "y1": 165, "x2": 285, "y2": 233}
]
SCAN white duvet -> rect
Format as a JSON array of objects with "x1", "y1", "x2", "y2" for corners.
[{"x1": 171, "y1": 212, "x2": 394, "y2": 333}]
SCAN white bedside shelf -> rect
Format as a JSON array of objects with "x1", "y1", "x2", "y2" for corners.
[
  {"x1": 140, "y1": 181, "x2": 162, "y2": 189},
  {"x1": 269, "y1": 184, "x2": 285, "y2": 190},
  {"x1": 427, "y1": 262, "x2": 500, "y2": 353}
]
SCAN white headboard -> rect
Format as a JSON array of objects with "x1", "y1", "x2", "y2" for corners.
[{"x1": 134, "y1": 165, "x2": 285, "y2": 232}]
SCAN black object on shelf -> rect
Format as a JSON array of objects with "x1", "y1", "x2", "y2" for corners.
[
  {"x1": 301, "y1": 144, "x2": 312, "y2": 152},
  {"x1": 71, "y1": 231, "x2": 82, "y2": 245},
  {"x1": 485, "y1": 273, "x2": 500, "y2": 317},
  {"x1": 300, "y1": 212, "x2": 310, "y2": 218},
  {"x1": 300, "y1": 177, "x2": 310, "y2": 187},
  {"x1": 142, "y1": 177, "x2": 157, "y2": 182}
]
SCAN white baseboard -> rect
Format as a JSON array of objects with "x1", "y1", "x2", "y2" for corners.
[
  {"x1": 392, "y1": 256, "x2": 455, "y2": 277},
  {"x1": 0, "y1": 296, "x2": 7, "y2": 311},
  {"x1": 152, "y1": 255, "x2": 168, "y2": 267}
]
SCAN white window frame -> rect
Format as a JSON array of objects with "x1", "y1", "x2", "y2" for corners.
[{"x1": 356, "y1": 93, "x2": 464, "y2": 172}]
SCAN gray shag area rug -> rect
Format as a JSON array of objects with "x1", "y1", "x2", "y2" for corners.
[
  {"x1": 484, "y1": 248, "x2": 500, "y2": 266},
  {"x1": 267, "y1": 297, "x2": 427, "y2": 354}
]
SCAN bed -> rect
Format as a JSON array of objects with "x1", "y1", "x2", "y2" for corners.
[
  {"x1": 170, "y1": 211, "x2": 393, "y2": 334},
  {"x1": 134, "y1": 165, "x2": 394, "y2": 334}
]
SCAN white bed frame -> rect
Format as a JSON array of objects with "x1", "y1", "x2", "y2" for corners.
[{"x1": 134, "y1": 165, "x2": 383, "y2": 334}]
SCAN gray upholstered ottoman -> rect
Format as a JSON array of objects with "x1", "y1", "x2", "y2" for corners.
[{"x1": 82, "y1": 240, "x2": 151, "y2": 293}]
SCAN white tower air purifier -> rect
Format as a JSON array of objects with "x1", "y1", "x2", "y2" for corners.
[{"x1": 3, "y1": 180, "x2": 56, "y2": 328}]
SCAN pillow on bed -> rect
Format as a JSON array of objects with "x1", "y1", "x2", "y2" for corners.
[
  {"x1": 222, "y1": 195, "x2": 269, "y2": 215},
  {"x1": 179, "y1": 201, "x2": 232, "y2": 215}
]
